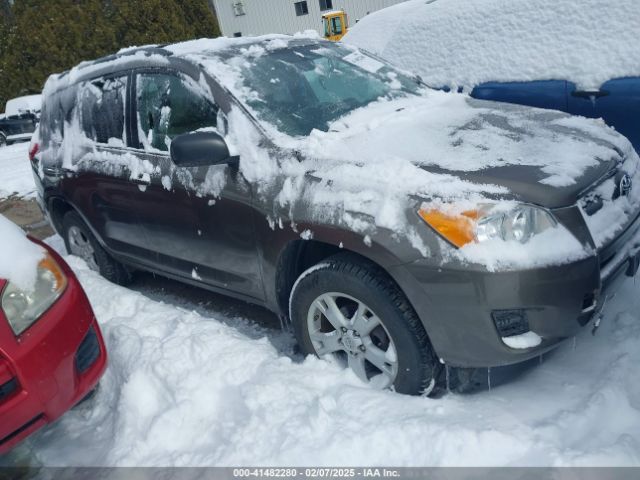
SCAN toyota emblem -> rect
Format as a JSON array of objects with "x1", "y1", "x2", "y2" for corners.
[{"x1": 620, "y1": 174, "x2": 633, "y2": 197}]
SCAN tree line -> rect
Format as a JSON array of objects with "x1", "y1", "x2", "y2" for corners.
[{"x1": 0, "y1": 0, "x2": 221, "y2": 111}]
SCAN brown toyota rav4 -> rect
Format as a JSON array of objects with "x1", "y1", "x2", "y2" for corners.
[{"x1": 32, "y1": 36, "x2": 640, "y2": 395}]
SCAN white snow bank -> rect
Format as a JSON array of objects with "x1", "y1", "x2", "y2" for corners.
[
  {"x1": 0, "y1": 215, "x2": 44, "y2": 291},
  {"x1": 24, "y1": 238, "x2": 640, "y2": 466},
  {"x1": 4, "y1": 95, "x2": 41, "y2": 116},
  {"x1": 344, "y1": 0, "x2": 640, "y2": 90},
  {"x1": 0, "y1": 142, "x2": 36, "y2": 199}
]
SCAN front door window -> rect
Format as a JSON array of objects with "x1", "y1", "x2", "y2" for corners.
[
  {"x1": 136, "y1": 73, "x2": 218, "y2": 152},
  {"x1": 79, "y1": 76, "x2": 127, "y2": 146}
]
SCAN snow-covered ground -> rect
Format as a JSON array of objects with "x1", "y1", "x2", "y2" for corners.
[
  {"x1": 0, "y1": 143, "x2": 35, "y2": 199},
  {"x1": 2, "y1": 119, "x2": 640, "y2": 467},
  {"x1": 24, "y1": 242, "x2": 640, "y2": 466}
]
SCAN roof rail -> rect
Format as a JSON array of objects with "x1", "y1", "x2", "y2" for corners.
[{"x1": 89, "y1": 45, "x2": 172, "y2": 67}]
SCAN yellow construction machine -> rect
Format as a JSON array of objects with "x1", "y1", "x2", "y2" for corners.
[{"x1": 322, "y1": 10, "x2": 348, "y2": 42}]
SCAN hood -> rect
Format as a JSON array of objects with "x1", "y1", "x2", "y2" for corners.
[{"x1": 307, "y1": 91, "x2": 627, "y2": 209}]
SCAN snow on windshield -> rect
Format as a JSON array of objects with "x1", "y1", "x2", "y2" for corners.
[
  {"x1": 0, "y1": 214, "x2": 45, "y2": 291},
  {"x1": 344, "y1": 0, "x2": 640, "y2": 90}
]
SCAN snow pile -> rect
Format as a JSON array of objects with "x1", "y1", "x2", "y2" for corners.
[
  {"x1": 0, "y1": 142, "x2": 36, "y2": 199},
  {"x1": 4, "y1": 95, "x2": 41, "y2": 116},
  {"x1": 0, "y1": 214, "x2": 44, "y2": 291},
  {"x1": 22, "y1": 238, "x2": 640, "y2": 466},
  {"x1": 344, "y1": 0, "x2": 640, "y2": 90}
]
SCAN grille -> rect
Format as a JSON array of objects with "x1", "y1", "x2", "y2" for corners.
[
  {"x1": 0, "y1": 378, "x2": 18, "y2": 403},
  {"x1": 578, "y1": 164, "x2": 622, "y2": 217},
  {"x1": 0, "y1": 415, "x2": 44, "y2": 447},
  {"x1": 75, "y1": 327, "x2": 101, "y2": 374},
  {"x1": 492, "y1": 309, "x2": 530, "y2": 337}
]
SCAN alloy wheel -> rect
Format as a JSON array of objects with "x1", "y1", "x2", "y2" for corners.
[
  {"x1": 67, "y1": 226, "x2": 99, "y2": 272},
  {"x1": 306, "y1": 292, "x2": 399, "y2": 389}
]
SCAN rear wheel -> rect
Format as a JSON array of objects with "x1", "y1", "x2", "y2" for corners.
[
  {"x1": 290, "y1": 254, "x2": 440, "y2": 395},
  {"x1": 0, "y1": 131, "x2": 6, "y2": 147},
  {"x1": 62, "y1": 211, "x2": 132, "y2": 285}
]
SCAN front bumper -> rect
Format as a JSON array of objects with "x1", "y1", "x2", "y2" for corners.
[
  {"x1": 0, "y1": 245, "x2": 107, "y2": 454},
  {"x1": 391, "y1": 212, "x2": 640, "y2": 368}
]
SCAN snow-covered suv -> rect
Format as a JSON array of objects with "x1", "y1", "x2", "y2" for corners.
[{"x1": 32, "y1": 35, "x2": 640, "y2": 395}]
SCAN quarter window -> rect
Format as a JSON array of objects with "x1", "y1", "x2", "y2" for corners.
[
  {"x1": 319, "y1": 0, "x2": 333, "y2": 11},
  {"x1": 80, "y1": 77, "x2": 127, "y2": 145},
  {"x1": 135, "y1": 73, "x2": 218, "y2": 152},
  {"x1": 294, "y1": 1, "x2": 308, "y2": 16}
]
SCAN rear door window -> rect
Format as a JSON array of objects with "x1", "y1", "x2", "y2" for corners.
[
  {"x1": 79, "y1": 76, "x2": 127, "y2": 146},
  {"x1": 135, "y1": 73, "x2": 218, "y2": 152}
]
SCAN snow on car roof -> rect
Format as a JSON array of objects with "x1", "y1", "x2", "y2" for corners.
[
  {"x1": 42, "y1": 32, "x2": 321, "y2": 98},
  {"x1": 4, "y1": 94, "x2": 42, "y2": 116},
  {"x1": 164, "y1": 30, "x2": 320, "y2": 57},
  {"x1": 0, "y1": 214, "x2": 45, "y2": 291},
  {"x1": 343, "y1": 0, "x2": 640, "y2": 90}
]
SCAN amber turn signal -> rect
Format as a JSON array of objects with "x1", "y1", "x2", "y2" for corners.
[{"x1": 418, "y1": 208, "x2": 479, "y2": 248}]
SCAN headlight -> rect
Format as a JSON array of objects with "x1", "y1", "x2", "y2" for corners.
[
  {"x1": 1, "y1": 254, "x2": 68, "y2": 335},
  {"x1": 418, "y1": 203, "x2": 557, "y2": 248}
]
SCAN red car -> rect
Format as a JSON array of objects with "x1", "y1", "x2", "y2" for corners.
[{"x1": 0, "y1": 220, "x2": 107, "y2": 454}]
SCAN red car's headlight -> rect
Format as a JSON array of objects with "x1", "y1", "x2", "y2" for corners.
[{"x1": 1, "y1": 254, "x2": 68, "y2": 336}]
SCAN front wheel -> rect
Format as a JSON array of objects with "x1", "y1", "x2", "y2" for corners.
[
  {"x1": 0, "y1": 131, "x2": 6, "y2": 147},
  {"x1": 62, "y1": 211, "x2": 132, "y2": 285},
  {"x1": 290, "y1": 254, "x2": 440, "y2": 395}
]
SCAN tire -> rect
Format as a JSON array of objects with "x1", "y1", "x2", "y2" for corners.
[
  {"x1": 0, "y1": 131, "x2": 6, "y2": 147},
  {"x1": 62, "y1": 211, "x2": 132, "y2": 285},
  {"x1": 290, "y1": 253, "x2": 440, "y2": 396}
]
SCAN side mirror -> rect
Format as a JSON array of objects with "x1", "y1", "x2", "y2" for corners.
[{"x1": 170, "y1": 131, "x2": 233, "y2": 168}]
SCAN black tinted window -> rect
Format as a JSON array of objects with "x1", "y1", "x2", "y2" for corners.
[
  {"x1": 295, "y1": 1, "x2": 308, "y2": 16},
  {"x1": 41, "y1": 86, "x2": 80, "y2": 145},
  {"x1": 136, "y1": 73, "x2": 218, "y2": 152},
  {"x1": 40, "y1": 93, "x2": 64, "y2": 142},
  {"x1": 80, "y1": 77, "x2": 127, "y2": 145},
  {"x1": 319, "y1": 0, "x2": 333, "y2": 10}
]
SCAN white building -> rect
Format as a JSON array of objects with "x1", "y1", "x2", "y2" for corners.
[{"x1": 211, "y1": 0, "x2": 407, "y2": 38}]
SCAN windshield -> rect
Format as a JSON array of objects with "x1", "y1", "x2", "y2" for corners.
[{"x1": 223, "y1": 43, "x2": 422, "y2": 137}]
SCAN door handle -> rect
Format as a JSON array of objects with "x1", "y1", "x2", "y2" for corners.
[
  {"x1": 131, "y1": 177, "x2": 150, "y2": 186},
  {"x1": 131, "y1": 174, "x2": 151, "y2": 185},
  {"x1": 43, "y1": 167, "x2": 76, "y2": 177},
  {"x1": 571, "y1": 89, "x2": 610, "y2": 99}
]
